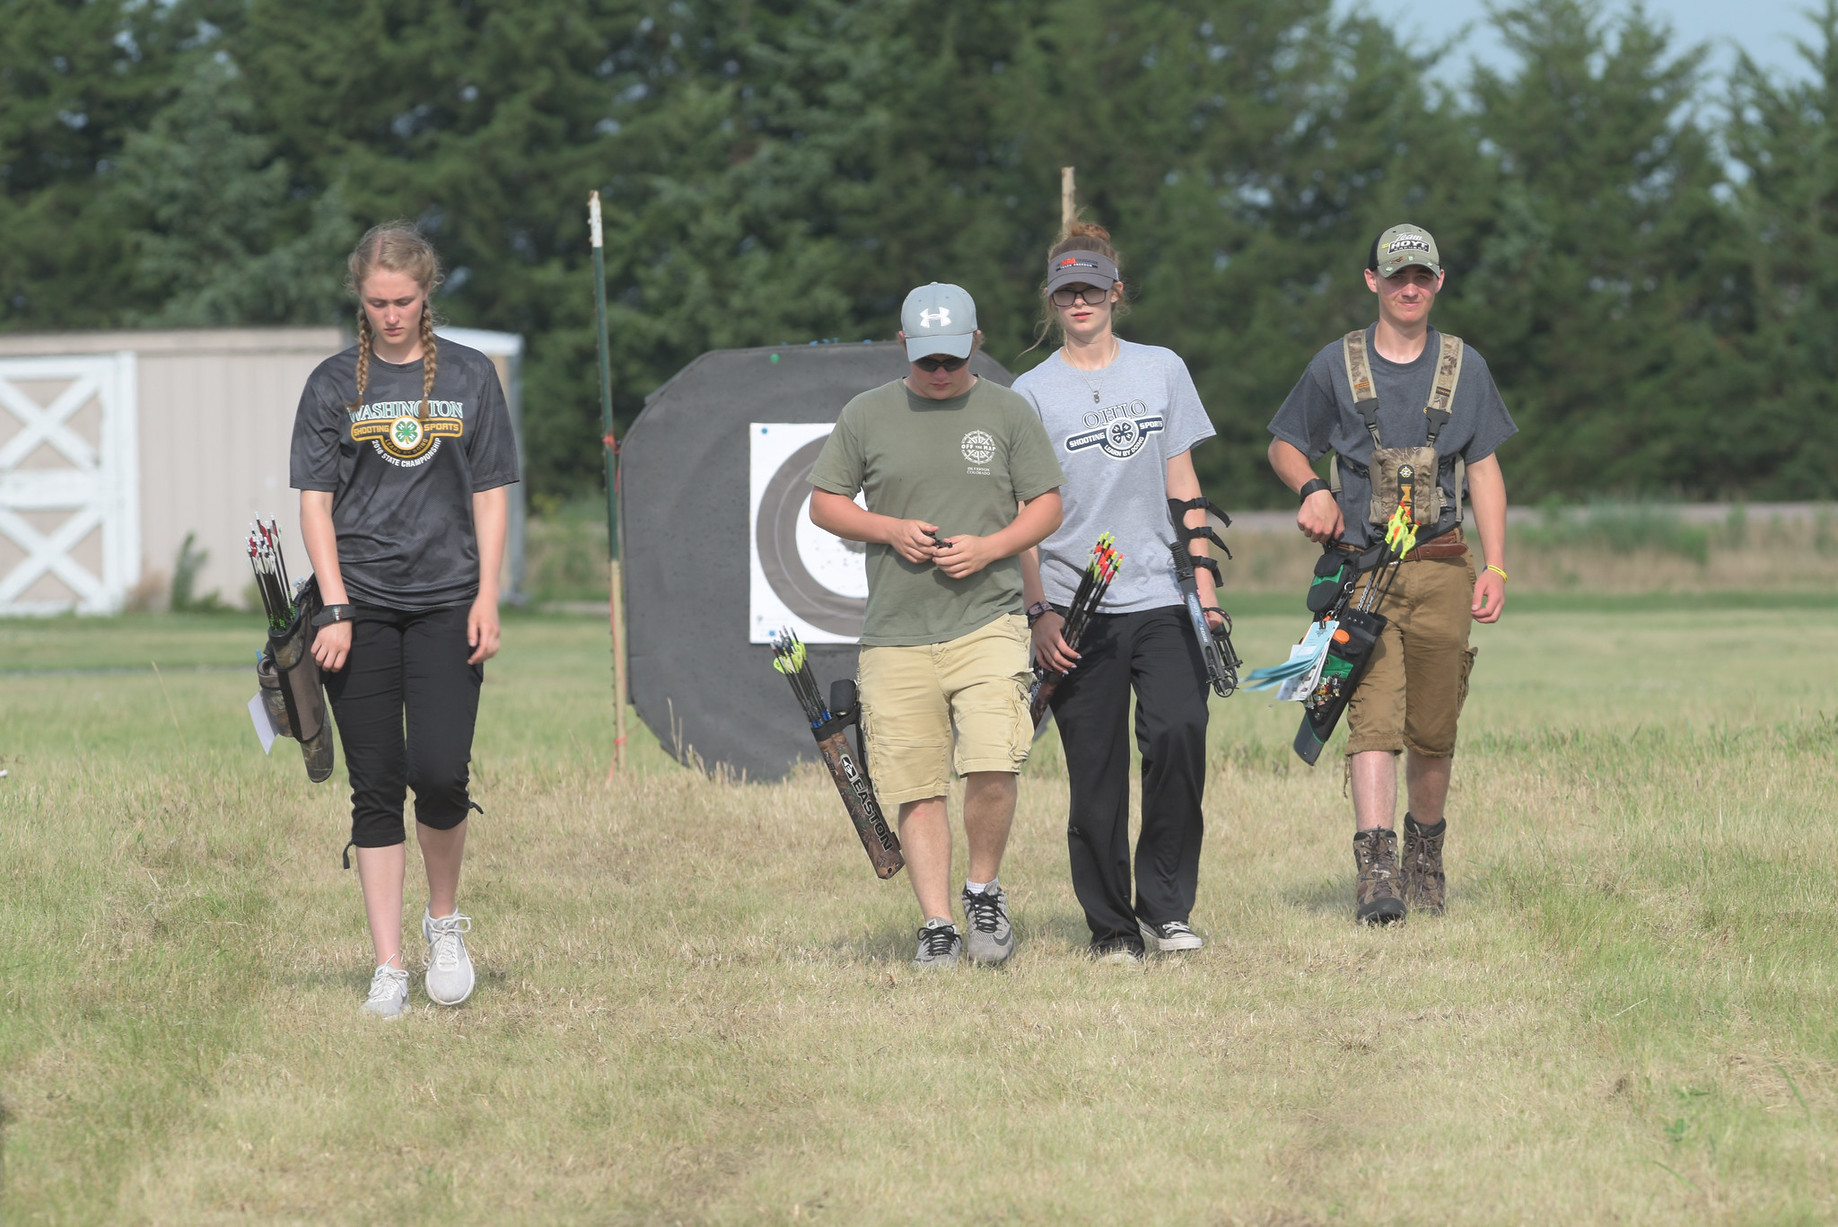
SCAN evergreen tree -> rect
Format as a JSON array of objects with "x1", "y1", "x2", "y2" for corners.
[
  {"x1": 114, "y1": 53, "x2": 354, "y2": 326},
  {"x1": 1457, "y1": 0, "x2": 1740, "y2": 499},
  {"x1": 1724, "y1": 1, "x2": 1838, "y2": 498}
]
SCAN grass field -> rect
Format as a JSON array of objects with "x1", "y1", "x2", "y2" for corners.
[{"x1": 3, "y1": 598, "x2": 1838, "y2": 1224}]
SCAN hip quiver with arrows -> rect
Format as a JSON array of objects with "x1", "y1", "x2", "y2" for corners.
[{"x1": 256, "y1": 574, "x2": 336, "y2": 784}]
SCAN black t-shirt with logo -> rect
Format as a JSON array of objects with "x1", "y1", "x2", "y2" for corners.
[{"x1": 290, "y1": 339, "x2": 520, "y2": 611}]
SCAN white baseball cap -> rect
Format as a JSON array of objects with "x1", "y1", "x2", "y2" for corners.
[{"x1": 899, "y1": 282, "x2": 978, "y2": 361}]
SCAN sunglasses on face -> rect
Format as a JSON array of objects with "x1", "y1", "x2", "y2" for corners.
[
  {"x1": 1051, "y1": 283, "x2": 1113, "y2": 308},
  {"x1": 912, "y1": 354, "x2": 970, "y2": 372}
]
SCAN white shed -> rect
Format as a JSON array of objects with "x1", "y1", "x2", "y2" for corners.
[{"x1": 0, "y1": 326, "x2": 525, "y2": 614}]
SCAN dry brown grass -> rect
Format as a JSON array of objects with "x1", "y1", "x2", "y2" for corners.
[{"x1": 2, "y1": 606, "x2": 1837, "y2": 1223}]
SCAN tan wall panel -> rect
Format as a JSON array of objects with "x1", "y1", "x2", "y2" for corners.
[{"x1": 0, "y1": 328, "x2": 522, "y2": 611}]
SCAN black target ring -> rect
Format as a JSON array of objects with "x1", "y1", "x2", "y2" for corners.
[{"x1": 755, "y1": 436, "x2": 867, "y2": 636}]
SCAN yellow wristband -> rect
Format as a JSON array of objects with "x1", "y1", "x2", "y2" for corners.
[{"x1": 1486, "y1": 564, "x2": 1508, "y2": 582}]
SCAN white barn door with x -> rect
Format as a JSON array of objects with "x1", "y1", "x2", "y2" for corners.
[{"x1": 0, "y1": 354, "x2": 140, "y2": 614}]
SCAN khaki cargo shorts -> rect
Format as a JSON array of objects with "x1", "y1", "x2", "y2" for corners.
[
  {"x1": 857, "y1": 613, "x2": 1034, "y2": 805},
  {"x1": 1345, "y1": 552, "x2": 1479, "y2": 758}
]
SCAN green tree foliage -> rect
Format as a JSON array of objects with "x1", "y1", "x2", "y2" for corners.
[
  {"x1": 1724, "y1": 0, "x2": 1838, "y2": 498},
  {"x1": 115, "y1": 54, "x2": 354, "y2": 325},
  {"x1": 0, "y1": 0, "x2": 1831, "y2": 503},
  {"x1": 1451, "y1": 0, "x2": 1738, "y2": 499}
]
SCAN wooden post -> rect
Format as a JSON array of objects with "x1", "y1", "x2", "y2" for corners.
[
  {"x1": 1060, "y1": 166, "x2": 1077, "y2": 234},
  {"x1": 589, "y1": 191, "x2": 629, "y2": 775}
]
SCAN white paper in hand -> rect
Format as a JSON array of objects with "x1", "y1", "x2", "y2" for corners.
[{"x1": 248, "y1": 693, "x2": 278, "y2": 754}]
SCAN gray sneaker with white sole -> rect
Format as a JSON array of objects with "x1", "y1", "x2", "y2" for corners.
[
  {"x1": 913, "y1": 920, "x2": 963, "y2": 968},
  {"x1": 1139, "y1": 919, "x2": 1204, "y2": 953},
  {"x1": 961, "y1": 885, "x2": 1016, "y2": 965}
]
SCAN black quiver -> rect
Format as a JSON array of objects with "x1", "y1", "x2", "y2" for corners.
[
  {"x1": 256, "y1": 575, "x2": 335, "y2": 783},
  {"x1": 1292, "y1": 543, "x2": 1389, "y2": 766},
  {"x1": 1166, "y1": 497, "x2": 1241, "y2": 697}
]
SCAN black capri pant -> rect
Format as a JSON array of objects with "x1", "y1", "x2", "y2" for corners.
[{"x1": 323, "y1": 603, "x2": 483, "y2": 848}]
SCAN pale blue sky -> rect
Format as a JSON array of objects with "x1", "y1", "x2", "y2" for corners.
[{"x1": 1344, "y1": 0, "x2": 1824, "y2": 86}]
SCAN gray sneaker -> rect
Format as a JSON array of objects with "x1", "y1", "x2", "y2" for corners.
[
  {"x1": 361, "y1": 964, "x2": 410, "y2": 1019},
  {"x1": 422, "y1": 910, "x2": 476, "y2": 1006},
  {"x1": 961, "y1": 885, "x2": 1016, "y2": 965},
  {"x1": 912, "y1": 920, "x2": 962, "y2": 968},
  {"x1": 1139, "y1": 919, "x2": 1204, "y2": 953}
]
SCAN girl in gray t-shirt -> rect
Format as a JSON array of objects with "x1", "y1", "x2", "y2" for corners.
[{"x1": 1015, "y1": 222, "x2": 1227, "y2": 961}]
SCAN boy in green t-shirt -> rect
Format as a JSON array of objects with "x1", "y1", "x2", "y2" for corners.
[{"x1": 810, "y1": 282, "x2": 1064, "y2": 968}]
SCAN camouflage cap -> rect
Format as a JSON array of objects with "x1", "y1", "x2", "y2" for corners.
[{"x1": 1371, "y1": 224, "x2": 1442, "y2": 278}]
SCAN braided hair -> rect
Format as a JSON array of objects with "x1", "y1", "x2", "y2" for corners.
[{"x1": 345, "y1": 223, "x2": 444, "y2": 420}]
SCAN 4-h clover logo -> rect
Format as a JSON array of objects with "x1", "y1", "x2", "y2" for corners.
[{"x1": 391, "y1": 416, "x2": 424, "y2": 451}]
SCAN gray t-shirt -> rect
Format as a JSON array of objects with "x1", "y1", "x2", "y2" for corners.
[
  {"x1": 290, "y1": 339, "x2": 520, "y2": 611},
  {"x1": 809, "y1": 377, "x2": 1064, "y2": 647},
  {"x1": 1011, "y1": 339, "x2": 1216, "y2": 612},
  {"x1": 1268, "y1": 325, "x2": 1517, "y2": 547}
]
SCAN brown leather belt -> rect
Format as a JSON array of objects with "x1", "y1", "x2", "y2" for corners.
[{"x1": 1339, "y1": 528, "x2": 1468, "y2": 562}]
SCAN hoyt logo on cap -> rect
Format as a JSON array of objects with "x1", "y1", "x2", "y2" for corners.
[
  {"x1": 1373, "y1": 223, "x2": 1442, "y2": 279},
  {"x1": 900, "y1": 282, "x2": 978, "y2": 361}
]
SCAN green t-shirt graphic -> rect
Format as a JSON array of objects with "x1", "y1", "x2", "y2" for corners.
[{"x1": 810, "y1": 377, "x2": 1063, "y2": 647}]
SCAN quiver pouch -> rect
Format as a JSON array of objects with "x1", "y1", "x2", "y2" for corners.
[
  {"x1": 1366, "y1": 446, "x2": 1442, "y2": 527},
  {"x1": 260, "y1": 575, "x2": 335, "y2": 783},
  {"x1": 1293, "y1": 607, "x2": 1387, "y2": 766}
]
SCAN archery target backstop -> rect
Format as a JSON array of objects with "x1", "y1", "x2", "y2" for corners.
[{"x1": 622, "y1": 342, "x2": 1014, "y2": 781}]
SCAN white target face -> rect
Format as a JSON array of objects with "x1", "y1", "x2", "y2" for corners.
[{"x1": 749, "y1": 423, "x2": 869, "y2": 643}]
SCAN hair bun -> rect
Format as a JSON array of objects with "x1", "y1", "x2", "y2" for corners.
[{"x1": 1064, "y1": 220, "x2": 1112, "y2": 245}]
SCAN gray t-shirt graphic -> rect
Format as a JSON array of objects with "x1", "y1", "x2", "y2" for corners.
[
  {"x1": 1267, "y1": 325, "x2": 1517, "y2": 548},
  {"x1": 1012, "y1": 339, "x2": 1216, "y2": 612},
  {"x1": 290, "y1": 339, "x2": 521, "y2": 611}
]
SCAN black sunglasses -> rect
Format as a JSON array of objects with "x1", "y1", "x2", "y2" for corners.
[
  {"x1": 1051, "y1": 283, "x2": 1113, "y2": 308},
  {"x1": 913, "y1": 354, "x2": 970, "y2": 372}
]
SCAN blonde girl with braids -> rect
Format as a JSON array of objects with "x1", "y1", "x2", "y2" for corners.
[
  {"x1": 1015, "y1": 220, "x2": 1226, "y2": 962},
  {"x1": 290, "y1": 223, "x2": 521, "y2": 1018}
]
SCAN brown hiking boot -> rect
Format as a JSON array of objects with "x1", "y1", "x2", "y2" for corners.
[
  {"x1": 1352, "y1": 828, "x2": 1405, "y2": 925},
  {"x1": 1401, "y1": 813, "x2": 1447, "y2": 914}
]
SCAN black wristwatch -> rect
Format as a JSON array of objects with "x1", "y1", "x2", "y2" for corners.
[
  {"x1": 1298, "y1": 477, "x2": 1331, "y2": 503},
  {"x1": 311, "y1": 603, "x2": 355, "y2": 628},
  {"x1": 1025, "y1": 601, "x2": 1052, "y2": 627}
]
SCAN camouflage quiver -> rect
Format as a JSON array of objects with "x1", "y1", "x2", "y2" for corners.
[{"x1": 256, "y1": 575, "x2": 335, "y2": 783}]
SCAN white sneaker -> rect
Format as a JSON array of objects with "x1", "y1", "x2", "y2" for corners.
[
  {"x1": 362, "y1": 964, "x2": 410, "y2": 1018},
  {"x1": 422, "y1": 910, "x2": 476, "y2": 1005},
  {"x1": 1140, "y1": 919, "x2": 1205, "y2": 953}
]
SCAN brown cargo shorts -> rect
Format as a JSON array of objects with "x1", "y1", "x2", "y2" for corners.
[
  {"x1": 857, "y1": 612, "x2": 1034, "y2": 805},
  {"x1": 1344, "y1": 551, "x2": 1479, "y2": 758}
]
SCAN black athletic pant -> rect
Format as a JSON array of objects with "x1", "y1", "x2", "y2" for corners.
[
  {"x1": 323, "y1": 603, "x2": 482, "y2": 849},
  {"x1": 1049, "y1": 604, "x2": 1210, "y2": 949}
]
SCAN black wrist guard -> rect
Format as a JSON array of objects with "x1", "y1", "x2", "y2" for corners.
[
  {"x1": 1298, "y1": 477, "x2": 1330, "y2": 503},
  {"x1": 311, "y1": 604, "x2": 355, "y2": 628}
]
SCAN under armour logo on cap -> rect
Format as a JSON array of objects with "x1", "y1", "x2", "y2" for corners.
[{"x1": 899, "y1": 282, "x2": 978, "y2": 361}]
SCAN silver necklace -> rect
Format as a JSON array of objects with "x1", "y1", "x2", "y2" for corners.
[{"x1": 1064, "y1": 339, "x2": 1118, "y2": 404}]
